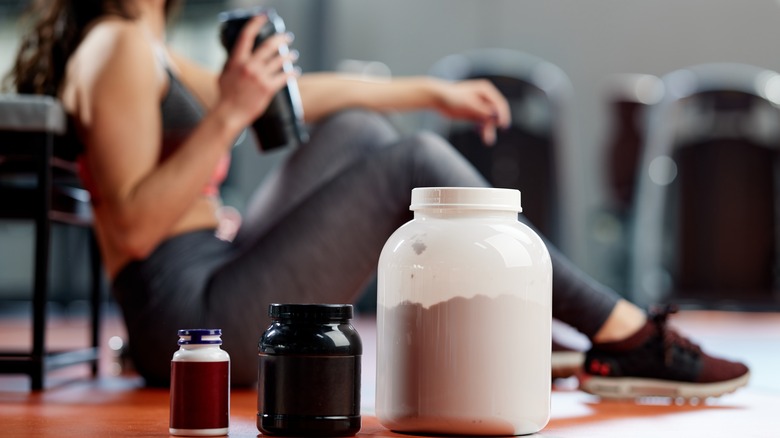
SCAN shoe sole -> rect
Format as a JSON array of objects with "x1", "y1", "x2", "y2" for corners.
[
  {"x1": 579, "y1": 371, "x2": 750, "y2": 400},
  {"x1": 551, "y1": 351, "x2": 584, "y2": 379}
]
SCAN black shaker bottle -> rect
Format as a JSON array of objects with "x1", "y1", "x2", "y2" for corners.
[{"x1": 218, "y1": 8, "x2": 308, "y2": 152}]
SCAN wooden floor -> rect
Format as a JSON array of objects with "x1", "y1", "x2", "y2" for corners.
[{"x1": 1, "y1": 304, "x2": 779, "y2": 437}]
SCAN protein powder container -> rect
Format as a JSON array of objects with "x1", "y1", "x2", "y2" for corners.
[
  {"x1": 258, "y1": 304, "x2": 362, "y2": 436},
  {"x1": 376, "y1": 187, "x2": 552, "y2": 435}
]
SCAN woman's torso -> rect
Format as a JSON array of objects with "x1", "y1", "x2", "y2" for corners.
[{"x1": 60, "y1": 18, "x2": 227, "y2": 277}]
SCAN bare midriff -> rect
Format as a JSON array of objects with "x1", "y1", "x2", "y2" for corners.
[{"x1": 97, "y1": 196, "x2": 220, "y2": 278}]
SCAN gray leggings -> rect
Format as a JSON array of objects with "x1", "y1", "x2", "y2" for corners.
[{"x1": 112, "y1": 109, "x2": 620, "y2": 386}]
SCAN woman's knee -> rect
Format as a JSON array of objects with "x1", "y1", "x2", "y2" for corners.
[
  {"x1": 410, "y1": 130, "x2": 453, "y2": 154},
  {"x1": 403, "y1": 130, "x2": 488, "y2": 188},
  {"x1": 309, "y1": 109, "x2": 401, "y2": 152}
]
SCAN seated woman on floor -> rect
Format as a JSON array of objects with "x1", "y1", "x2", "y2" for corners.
[{"x1": 3, "y1": 0, "x2": 749, "y2": 399}]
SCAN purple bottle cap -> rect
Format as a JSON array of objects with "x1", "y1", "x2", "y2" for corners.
[{"x1": 177, "y1": 329, "x2": 223, "y2": 345}]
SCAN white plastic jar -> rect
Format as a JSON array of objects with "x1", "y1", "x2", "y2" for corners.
[{"x1": 376, "y1": 187, "x2": 552, "y2": 436}]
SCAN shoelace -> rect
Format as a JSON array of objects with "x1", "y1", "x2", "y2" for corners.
[{"x1": 649, "y1": 304, "x2": 702, "y2": 366}]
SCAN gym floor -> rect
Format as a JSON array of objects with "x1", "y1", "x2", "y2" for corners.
[{"x1": 1, "y1": 304, "x2": 779, "y2": 437}]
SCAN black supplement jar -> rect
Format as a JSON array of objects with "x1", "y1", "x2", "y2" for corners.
[
  {"x1": 218, "y1": 7, "x2": 308, "y2": 152},
  {"x1": 258, "y1": 304, "x2": 362, "y2": 436}
]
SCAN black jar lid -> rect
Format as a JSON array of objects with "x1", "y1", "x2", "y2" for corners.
[{"x1": 268, "y1": 303, "x2": 353, "y2": 321}]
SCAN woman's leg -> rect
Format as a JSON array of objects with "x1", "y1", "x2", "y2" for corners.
[
  {"x1": 207, "y1": 110, "x2": 625, "y2": 385},
  {"x1": 114, "y1": 110, "x2": 746, "y2": 396},
  {"x1": 208, "y1": 112, "x2": 494, "y2": 384},
  {"x1": 233, "y1": 109, "x2": 405, "y2": 244}
]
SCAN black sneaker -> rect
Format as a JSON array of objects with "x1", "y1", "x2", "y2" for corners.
[{"x1": 579, "y1": 305, "x2": 750, "y2": 400}]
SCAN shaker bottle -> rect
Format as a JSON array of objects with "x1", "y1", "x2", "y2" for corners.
[
  {"x1": 218, "y1": 7, "x2": 308, "y2": 151},
  {"x1": 376, "y1": 187, "x2": 552, "y2": 436}
]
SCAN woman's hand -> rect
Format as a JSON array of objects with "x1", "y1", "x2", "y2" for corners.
[
  {"x1": 433, "y1": 79, "x2": 511, "y2": 146},
  {"x1": 215, "y1": 15, "x2": 298, "y2": 131}
]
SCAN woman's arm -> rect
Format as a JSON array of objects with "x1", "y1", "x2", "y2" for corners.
[
  {"x1": 73, "y1": 17, "x2": 293, "y2": 259},
  {"x1": 298, "y1": 73, "x2": 511, "y2": 144}
]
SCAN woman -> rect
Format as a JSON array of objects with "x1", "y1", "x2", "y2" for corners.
[{"x1": 6, "y1": 0, "x2": 749, "y2": 400}]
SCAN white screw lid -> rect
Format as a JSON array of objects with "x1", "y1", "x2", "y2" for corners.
[{"x1": 410, "y1": 187, "x2": 522, "y2": 212}]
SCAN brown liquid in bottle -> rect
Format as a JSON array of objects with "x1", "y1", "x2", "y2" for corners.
[{"x1": 170, "y1": 361, "x2": 229, "y2": 430}]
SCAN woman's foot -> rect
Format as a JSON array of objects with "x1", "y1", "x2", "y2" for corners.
[{"x1": 579, "y1": 305, "x2": 750, "y2": 401}]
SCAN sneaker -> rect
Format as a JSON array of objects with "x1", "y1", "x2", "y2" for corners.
[
  {"x1": 552, "y1": 339, "x2": 584, "y2": 379},
  {"x1": 579, "y1": 305, "x2": 750, "y2": 400}
]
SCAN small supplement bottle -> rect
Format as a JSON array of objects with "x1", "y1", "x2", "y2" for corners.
[
  {"x1": 169, "y1": 329, "x2": 230, "y2": 436},
  {"x1": 376, "y1": 187, "x2": 552, "y2": 436},
  {"x1": 258, "y1": 304, "x2": 362, "y2": 436}
]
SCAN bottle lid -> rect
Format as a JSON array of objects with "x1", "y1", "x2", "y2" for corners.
[
  {"x1": 177, "y1": 329, "x2": 223, "y2": 345},
  {"x1": 218, "y1": 7, "x2": 284, "y2": 51},
  {"x1": 217, "y1": 6, "x2": 279, "y2": 25},
  {"x1": 268, "y1": 304, "x2": 353, "y2": 321},
  {"x1": 410, "y1": 187, "x2": 522, "y2": 212}
]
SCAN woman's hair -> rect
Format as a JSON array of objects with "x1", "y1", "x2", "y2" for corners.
[{"x1": 4, "y1": 0, "x2": 180, "y2": 96}]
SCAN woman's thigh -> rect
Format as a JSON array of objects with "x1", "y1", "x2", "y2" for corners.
[{"x1": 234, "y1": 109, "x2": 404, "y2": 244}]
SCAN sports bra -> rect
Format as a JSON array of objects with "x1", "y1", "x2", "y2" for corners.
[
  {"x1": 146, "y1": 32, "x2": 230, "y2": 198},
  {"x1": 159, "y1": 69, "x2": 230, "y2": 198},
  {"x1": 76, "y1": 67, "x2": 231, "y2": 204}
]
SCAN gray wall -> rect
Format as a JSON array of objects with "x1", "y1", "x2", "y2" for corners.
[{"x1": 2, "y1": 0, "x2": 780, "y2": 298}]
